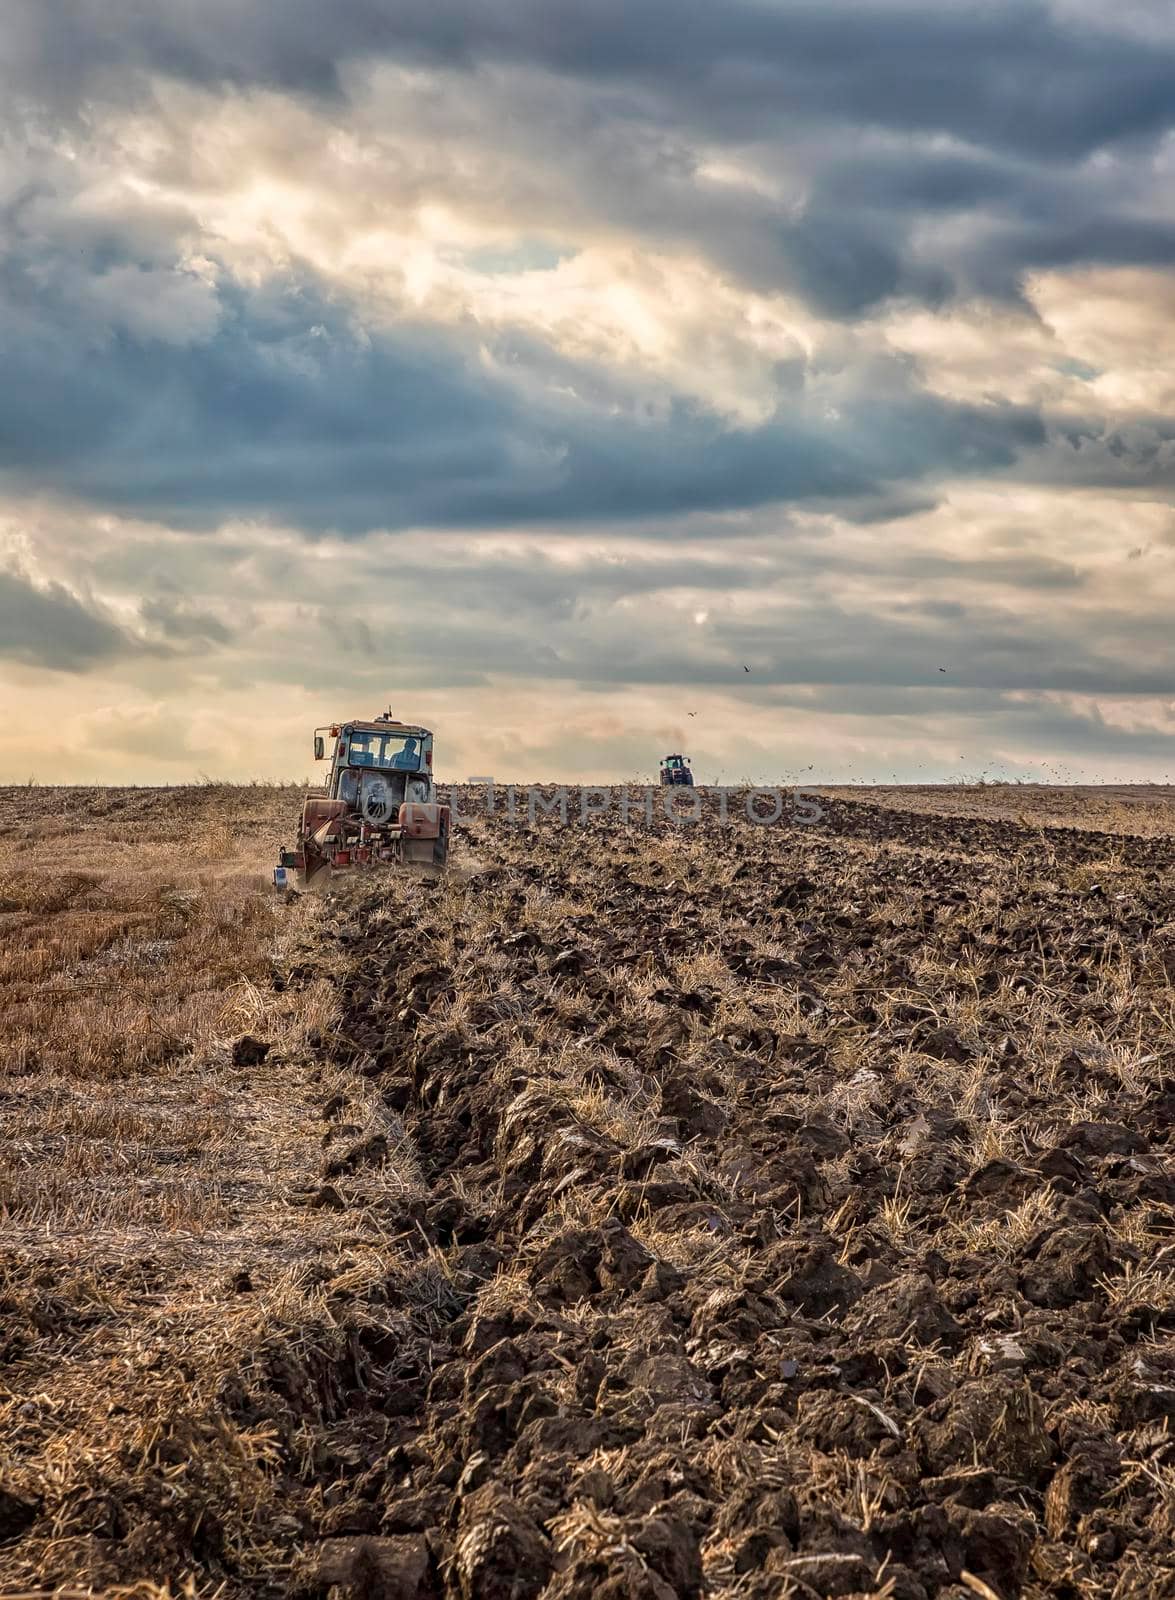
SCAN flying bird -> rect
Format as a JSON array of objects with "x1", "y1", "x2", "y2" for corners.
[
  {"x1": 743, "y1": 665, "x2": 750, "y2": 673},
  {"x1": 687, "y1": 711, "x2": 697, "y2": 717},
  {"x1": 938, "y1": 666, "x2": 947, "y2": 673}
]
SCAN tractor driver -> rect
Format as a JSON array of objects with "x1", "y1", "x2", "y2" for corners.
[{"x1": 392, "y1": 737, "x2": 420, "y2": 770}]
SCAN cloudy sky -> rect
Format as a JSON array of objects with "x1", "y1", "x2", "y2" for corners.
[{"x1": 2, "y1": 0, "x2": 1174, "y2": 785}]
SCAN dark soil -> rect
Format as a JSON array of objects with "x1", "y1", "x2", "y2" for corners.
[{"x1": 3, "y1": 786, "x2": 1173, "y2": 1598}]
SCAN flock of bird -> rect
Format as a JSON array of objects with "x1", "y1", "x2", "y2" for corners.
[
  {"x1": 680, "y1": 662, "x2": 948, "y2": 727},
  {"x1": 672, "y1": 664, "x2": 1168, "y2": 787}
]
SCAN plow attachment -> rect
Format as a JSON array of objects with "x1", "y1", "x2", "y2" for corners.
[{"x1": 275, "y1": 798, "x2": 450, "y2": 887}]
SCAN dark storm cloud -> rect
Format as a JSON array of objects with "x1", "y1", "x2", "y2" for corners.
[
  {"x1": 0, "y1": 568, "x2": 134, "y2": 671},
  {"x1": 6, "y1": 1, "x2": 1175, "y2": 316},
  {"x1": 10, "y1": 1, "x2": 1175, "y2": 160},
  {"x1": 785, "y1": 146, "x2": 1175, "y2": 308},
  {"x1": 0, "y1": 233, "x2": 1048, "y2": 533}
]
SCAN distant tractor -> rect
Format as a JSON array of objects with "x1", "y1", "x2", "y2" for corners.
[
  {"x1": 659, "y1": 753, "x2": 694, "y2": 787},
  {"x1": 275, "y1": 711, "x2": 450, "y2": 886}
]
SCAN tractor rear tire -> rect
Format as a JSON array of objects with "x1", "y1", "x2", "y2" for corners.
[{"x1": 433, "y1": 815, "x2": 450, "y2": 866}]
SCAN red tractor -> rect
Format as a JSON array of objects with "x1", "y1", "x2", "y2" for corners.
[
  {"x1": 275, "y1": 711, "x2": 450, "y2": 886},
  {"x1": 659, "y1": 753, "x2": 694, "y2": 787}
]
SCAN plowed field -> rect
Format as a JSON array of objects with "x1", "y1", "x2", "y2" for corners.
[{"x1": 1, "y1": 784, "x2": 1173, "y2": 1600}]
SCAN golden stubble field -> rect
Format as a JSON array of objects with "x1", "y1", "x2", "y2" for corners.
[{"x1": 0, "y1": 782, "x2": 1172, "y2": 1600}]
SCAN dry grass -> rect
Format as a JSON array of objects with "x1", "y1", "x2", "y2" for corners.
[
  {"x1": 0, "y1": 785, "x2": 429, "y2": 1597},
  {"x1": 0, "y1": 785, "x2": 343, "y2": 1240}
]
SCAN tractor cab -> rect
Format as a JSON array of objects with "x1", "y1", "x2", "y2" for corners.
[
  {"x1": 659, "y1": 753, "x2": 694, "y2": 787},
  {"x1": 316, "y1": 717, "x2": 435, "y2": 822}
]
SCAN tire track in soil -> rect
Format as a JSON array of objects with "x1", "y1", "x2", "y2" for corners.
[{"x1": 294, "y1": 799, "x2": 1175, "y2": 1600}]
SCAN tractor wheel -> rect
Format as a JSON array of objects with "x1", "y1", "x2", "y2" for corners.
[{"x1": 433, "y1": 815, "x2": 450, "y2": 866}]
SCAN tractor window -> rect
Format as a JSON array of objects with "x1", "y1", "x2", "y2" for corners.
[{"x1": 346, "y1": 731, "x2": 425, "y2": 771}]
